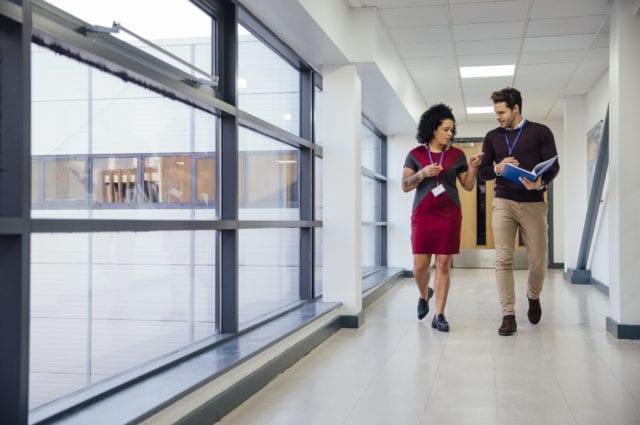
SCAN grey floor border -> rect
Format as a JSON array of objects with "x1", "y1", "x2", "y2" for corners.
[{"x1": 175, "y1": 317, "x2": 342, "y2": 425}]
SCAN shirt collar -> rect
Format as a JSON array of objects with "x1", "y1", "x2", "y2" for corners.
[{"x1": 506, "y1": 118, "x2": 526, "y2": 131}]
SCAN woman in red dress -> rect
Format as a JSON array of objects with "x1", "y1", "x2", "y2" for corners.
[{"x1": 402, "y1": 104, "x2": 483, "y2": 331}]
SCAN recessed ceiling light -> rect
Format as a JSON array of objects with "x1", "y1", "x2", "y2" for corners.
[
  {"x1": 460, "y1": 65, "x2": 515, "y2": 78},
  {"x1": 466, "y1": 106, "x2": 494, "y2": 114}
]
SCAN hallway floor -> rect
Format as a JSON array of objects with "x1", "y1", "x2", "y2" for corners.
[{"x1": 218, "y1": 269, "x2": 640, "y2": 425}]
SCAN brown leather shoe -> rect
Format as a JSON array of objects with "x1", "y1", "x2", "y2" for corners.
[
  {"x1": 498, "y1": 315, "x2": 517, "y2": 336},
  {"x1": 527, "y1": 297, "x2": 542, "y2": 324}
]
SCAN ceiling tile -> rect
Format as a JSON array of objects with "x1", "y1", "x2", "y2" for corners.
[
  {"x1": 526, "y1": 15, "x2": 607, "y2": 37},
  {"x1": 378, "y1": 5, "x2": 447, "y2": 28},
  {"x1": 530, "y1": 0, "x2": 611, "y2": 19},
  {"x1": 461, "y1": 76, "x2": 515, "y2": 94},
  {"x1": 523, "y1": 34, "x2": 596, "y2": 51},
  {"x1": 411, "y1": 66, "x2": 459, "y2": 80},
  {"x1": 456, "y1": 38, "x2": 521, "y2": 55},
  {"x1": 583, "y1": 47, "x2": 609, "y2": 61},
  {"x1": 513, "y1": 79, "x2": 567, "y2": 92},
  {"x1": 592, "y1": 32, "x2": 609, "y2": 48},
  {"x1": 519, "y1": 49, "x2": 586, "y2": 64},
  {"x1": 414, "y1": 77, "x2": 460, "y2": 89},
  {"x1": 564, "y1": 79, "x2": 597, "y2": 95},
  {"x1": 397, "y1": 42, "x2": 454, "y2": 58},
  {"x1": 359, "y1": 0, "x2": 445, "y2": 7},
  {"x1": 389, "y1": 25, "x2": 451, "y2": 44},
  {"x1": 574, "y1": 61, "x2": 608, "y2": 74},
  {"x1": 453, "y1": 21, "x2": 524, "y2": 41},
  {"x1": 517, "y1": 62, "x2": 579, "y2": 78},
  {"x1": 457, "y1": 53, "x2": 519, "y2": 67},
  {"x1": 404, "y1": 56, "x2": 457, "y2": 70},
  {"x1": 450, "y1": 0, "x2": 528, "y2": 24}
]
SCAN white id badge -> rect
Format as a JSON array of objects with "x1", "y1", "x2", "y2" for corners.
[{"x1": 431, "y1": 184, "x2": 446, "y2": 197}]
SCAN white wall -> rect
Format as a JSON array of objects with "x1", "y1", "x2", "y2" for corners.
[
  {"x1": 584, "y1": 72, "x2": 610, "y2": 284},
  {"x1": 562, "y1": 71, "x2": 609, "y2": 283}
]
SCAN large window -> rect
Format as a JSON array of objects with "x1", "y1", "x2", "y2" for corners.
[
  {"x1": 2, "y1": 1, "x2": 323, "y2": 422},
  {"x1": 238, "y1": 128, "x2": 300, "y2": 217},
  {"x1": 361, "y1": 121, "x2": 387, "y2": 277},
  {"x1": 238, "y1": 24, "x2": 300, "y2": 135},
  {"x1": 30, "y1": 230, "x2": 216, "y2": 409},
  {"x1": 31, "y1": 47, "x2": 217, "y2": 219}
]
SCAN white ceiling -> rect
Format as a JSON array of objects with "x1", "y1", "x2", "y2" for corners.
[{"x1": 347, "y1": 0, "x2": 610, "y2": 123}]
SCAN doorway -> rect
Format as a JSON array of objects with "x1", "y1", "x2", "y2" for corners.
[{"x1": 453, "y1": 139, "x2": 528, "y2": 269}]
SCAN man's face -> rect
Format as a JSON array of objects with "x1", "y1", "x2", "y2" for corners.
[{"x1": 494, "y1": 102, "x2": 519, "y2": 129}]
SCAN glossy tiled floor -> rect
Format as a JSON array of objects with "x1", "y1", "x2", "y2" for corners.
[{"x1": 218, "y1": 269, "x2": 640, "y2": 425}]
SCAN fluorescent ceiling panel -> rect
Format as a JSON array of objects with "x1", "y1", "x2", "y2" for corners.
[
  {"x1": 460, "y1": 65, "x2": 515, "y2": 78},
  {"x1": 467, "y1": 106, "x2": 494, "y2": 114}
]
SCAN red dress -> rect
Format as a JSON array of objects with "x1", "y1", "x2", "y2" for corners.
[{"x1": 404, "y1": 145, "x2": 468, "y2": 255}]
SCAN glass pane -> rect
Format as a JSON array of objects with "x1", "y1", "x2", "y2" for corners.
[
  {"x1": 314, "y1": 228, "x2": 323, "y2": 297},
  {"x1": 144, "y1": 156, "x2": 192, "y2": 203},
  {"x1": 93, "y1": 157, "x2": 139, "y2": 204},
  {"x1": 362, "y1": 225, "x2": 377, "y2": 276},
  {"x1": 238, "y1": 228, "x2": 300, "y2": 328},
  {"x1": 32, "y1": 47, "x2": 218, "y2": 219},
  {"x1": 32, "y1": 160, "x2": 40, "y2": 205},
  {"x1": 238, "y1": 24, "x2": 300, "y2": 135},
  {"x1": 29, "y1": 230, "x2": 216, "y2": 409},
  {"x1": 46, "y1": 0, "x2": 212, "y2": 77},
  {"x1": 196, "y1": 158, "x2": 216, "y2": 204},
  {"x1": 238, "y1": 127, "x2": 300, "y2": 220},
  {"x1": 361, "y1": 123, "x2": 380, "y2": 172},
  {"x1": 43, "y1": 159, "x2": 87, "y2": 202},
  {"x1": 361, "y1": 175, "x2": 379, "y2": 223},
  {"x1": 314, "y1": 85, "x2": 324, "y2": 146},
  {"x1": 314, "y1": 156, "x2": 323, "y2": 220}
]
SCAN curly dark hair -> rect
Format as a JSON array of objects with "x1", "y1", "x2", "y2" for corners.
[
  {"x1": 491, "y1": 87, "x2": 523, "y2": 113},
  {"x1": 416, "y1": 103, "x2": 457, "y2": 145}
]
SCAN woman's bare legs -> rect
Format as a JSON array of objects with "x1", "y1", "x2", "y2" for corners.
[{"x1": 413, "y1": 253, "x2": 433, "y2": 299}]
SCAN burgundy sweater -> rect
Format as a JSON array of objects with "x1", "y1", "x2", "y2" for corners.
[{"x1": 478, "y1": 120, "x2": 560, "y2": 202}]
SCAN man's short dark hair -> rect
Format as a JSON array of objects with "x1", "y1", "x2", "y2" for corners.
[
  {"x1": 491, "y1": 87, "x2": 522, "y2": 113},
  {"x1": 416, "y1": 103, "x2": 457, "y2": 145}
]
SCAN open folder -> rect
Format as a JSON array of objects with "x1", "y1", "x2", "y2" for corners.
[{"x1": 501, "y1": 155, "x2": 558, "y2": 185}]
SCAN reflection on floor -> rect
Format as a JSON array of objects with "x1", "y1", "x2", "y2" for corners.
[{"x1": 218, "y1": 269, "x2": 640, "y2": 425}]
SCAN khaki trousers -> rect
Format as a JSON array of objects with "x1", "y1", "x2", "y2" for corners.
[{"x1": 492, "y1": 198, "x2": 548, "y2": 316}]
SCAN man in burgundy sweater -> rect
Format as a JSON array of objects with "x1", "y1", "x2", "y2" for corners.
[{"x1": 478, "y1": 87, "x2": 560, "y2": 336}]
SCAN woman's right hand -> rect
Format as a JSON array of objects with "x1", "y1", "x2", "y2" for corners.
[{"x1": 421, "y1": 164, "x2": 443, "y2": 177}]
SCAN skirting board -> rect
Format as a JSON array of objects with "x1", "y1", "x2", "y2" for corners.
[{"x1": 606, "y1": 316, "x2": 640, "y2": 340}]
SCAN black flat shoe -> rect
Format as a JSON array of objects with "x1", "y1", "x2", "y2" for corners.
[
  {"x1": 417, "y1": 287, "x2": 434, "y2": 320},
  {"x1": 431, "y1": 314, "x2": 449, "y2": 332}
]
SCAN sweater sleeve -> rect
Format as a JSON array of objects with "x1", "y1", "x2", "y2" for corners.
[
  {"x1": 478, "y1": 132, "x2": 498, "y2": 182},
  {"x1": 538, "y1": 125, "x2": 560, "y2": 185}
]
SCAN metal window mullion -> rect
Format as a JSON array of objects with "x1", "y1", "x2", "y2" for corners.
[
  {"x1": 0, "y1": 2, "x2": 32, "y2": 424},
  {"x1": 380, "y1": 135, "x2": 387, "y2": 267},
  {"x1": 217, "y1": 1, "x2": 239, "y2": 334},
  {"x1": 299, "y1": 69, "x2": 313, "y2": 300}
]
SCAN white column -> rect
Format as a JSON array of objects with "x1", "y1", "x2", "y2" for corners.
[
  {"x1": 321, "y1": 65, "x2": 363, "y2": 324},
  {"x1": 607, "y1": 0, "x2": 640, "y2": 335}
]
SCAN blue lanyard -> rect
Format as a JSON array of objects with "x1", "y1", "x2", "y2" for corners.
[
  {"x1": 504, "y1": 121, "x2": 525, "y2": 155},
  {"x1": 426, "y1": 145, "x2": 445, "y2": 184}
]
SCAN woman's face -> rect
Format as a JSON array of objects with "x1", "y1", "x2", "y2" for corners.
[{"x1": 432, "y1": 119, "x2": 454, "y2": 145}]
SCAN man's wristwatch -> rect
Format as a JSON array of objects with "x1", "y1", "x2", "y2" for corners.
[{"x1": 537, "y1": 179, "x2": 545, "y2": 190}]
